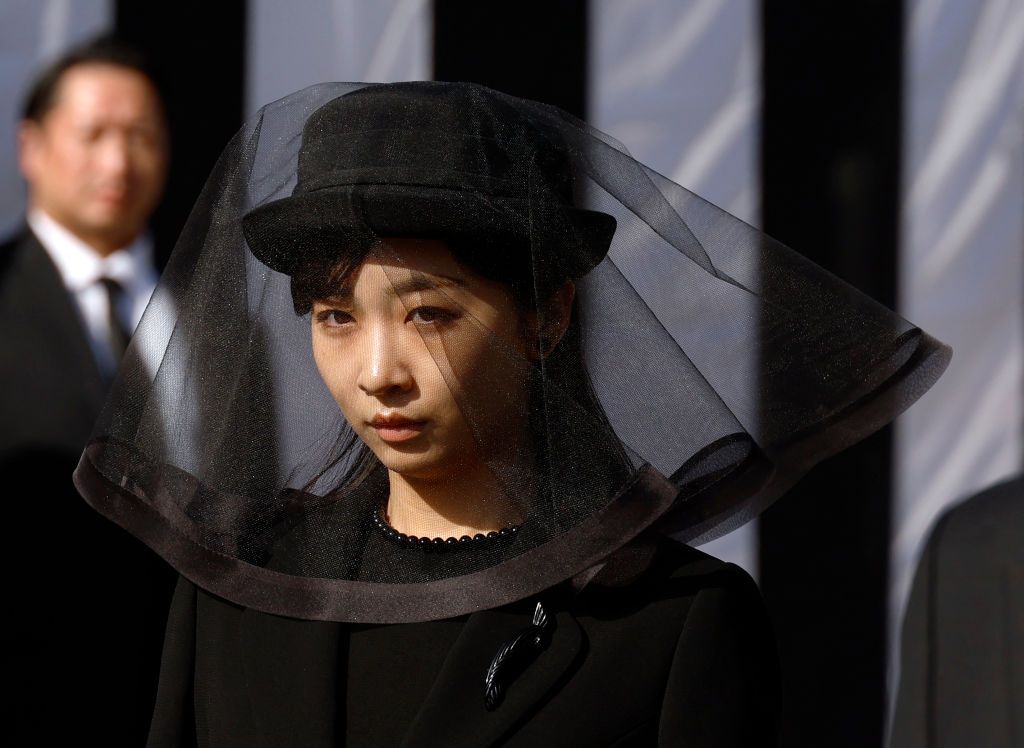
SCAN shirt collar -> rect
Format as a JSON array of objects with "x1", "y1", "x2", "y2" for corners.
[{"x1": 28, "y1": 208, "x2": 154, "y2": 293}]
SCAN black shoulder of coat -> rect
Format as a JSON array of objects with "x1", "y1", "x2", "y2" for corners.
[
  {"x1": 621, "y1": 534, "x2": 752, "y2": 587},
  {"x1": 655, "y1": 535, "x2": 742, "y2": 576},
  {"x1": 571, "y1": 534, "x2": 761, "y2": 621}
]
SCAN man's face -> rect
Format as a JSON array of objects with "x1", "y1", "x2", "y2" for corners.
[{"x1": 19, "y1": 63, "x2": 168, "y2": 254}]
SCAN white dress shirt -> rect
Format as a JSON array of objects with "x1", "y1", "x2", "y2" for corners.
[{"x1": 28, "y1": 208, "x2": 158, "y2": 379}]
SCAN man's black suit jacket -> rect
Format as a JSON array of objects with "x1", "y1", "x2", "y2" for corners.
[{"x1": 2, "y1": 229, "x2": 174, "y2": 744}]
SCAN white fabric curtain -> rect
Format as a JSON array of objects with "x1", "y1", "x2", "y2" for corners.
[
  {"x1": 589, "y1": 0, "x2": 762, "y2": 576},
  {"x1": 246, "y1": 0, "x2": 430, "y2": 116}
]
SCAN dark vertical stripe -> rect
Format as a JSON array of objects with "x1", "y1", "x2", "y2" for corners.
[
  {"x1": 432, "y1": 0, "x2": 588, "y2": 119},
  {"x1": 114, "y1": 1, "x2": 246, "y2": 268},
  {"x1": 759, "y1": 3, "x2": 903, "y2": 747}
]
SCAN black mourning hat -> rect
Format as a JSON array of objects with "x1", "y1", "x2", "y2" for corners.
[{"x1": 242, "y1": 81, "x2": 616, "y2": 279}]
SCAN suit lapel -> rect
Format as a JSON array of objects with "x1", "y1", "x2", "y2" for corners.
[
  {"x1": 402, "y1": 601, "x2": 583, "y2": 748},
  {"x1": 19, "y1": 230, "x2": 105, "y2": 406},
  {"x1": 0, "y1": 230, "x2": 106, "y2": 451}
]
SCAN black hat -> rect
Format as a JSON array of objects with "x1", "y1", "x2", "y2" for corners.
[{"x1": 241, "y1": 81, "x2": 616, "y2": 279}]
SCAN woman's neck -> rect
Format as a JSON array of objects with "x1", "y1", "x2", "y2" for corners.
[{"x1": 385, "y1": 462, "x2": 527, "y2": 538}]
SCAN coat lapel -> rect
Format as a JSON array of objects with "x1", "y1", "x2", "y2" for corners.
[
  {"x1": 24, "y1": 230, "x2": 102, "y2": 380},
  {"x1": 15, "y1": 231, "x2": 105, "y2": 410},
  {"x1": 0, "y1": 230, "x2": 106, "y2": 453},
  {"x1": 402, "y1": 601, "x2": 583, "y2": 748}
]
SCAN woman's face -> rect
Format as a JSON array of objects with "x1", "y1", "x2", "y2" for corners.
[{"x1": 311, "y1": 238, "x2": 533, "y2": 482}]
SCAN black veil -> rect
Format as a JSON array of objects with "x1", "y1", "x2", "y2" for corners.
[{"x1": 74, "y1": 82, "x2": 948, "y2": 622}]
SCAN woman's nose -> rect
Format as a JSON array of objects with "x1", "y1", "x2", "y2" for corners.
[{"x1": 357, "y1": 327, "x2": 413, "y2": 396}]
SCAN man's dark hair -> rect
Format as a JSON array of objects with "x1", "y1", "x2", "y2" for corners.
[{"x1": 21, "y1": 34, "x2": 163, "y2": 123}]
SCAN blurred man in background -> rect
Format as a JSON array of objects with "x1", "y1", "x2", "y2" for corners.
[
  {"x1": 4, "y1": 35, "x2": 166, "y2": 428},
  {"x1": 1, "y1": 36, "x2": 174, "y2": 743}
]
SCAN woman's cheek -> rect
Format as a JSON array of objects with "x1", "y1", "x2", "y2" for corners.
[
  {"x1": 332, "y1": 367, "x2": 362, "y2": 417},
  {"x1": 316, "y1": 351, "x2": 359, "y2": 416}
]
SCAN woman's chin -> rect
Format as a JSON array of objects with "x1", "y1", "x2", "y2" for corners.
[{"x1": 375, "y1": 447, "x2": 448, "y2": 481}]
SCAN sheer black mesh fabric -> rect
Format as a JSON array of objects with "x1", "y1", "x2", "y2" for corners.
[{"x1": 75, "y1": 82, "x2": 949, "y2": 623}]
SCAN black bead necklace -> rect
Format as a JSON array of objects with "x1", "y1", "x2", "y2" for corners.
[{"x1": 372, "y1": 505, "x2": 520, "y2": 552}]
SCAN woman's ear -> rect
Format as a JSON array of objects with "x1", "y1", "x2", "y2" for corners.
[{"x1": 527, "y1": 280, "x2": 575, "y2": 360}]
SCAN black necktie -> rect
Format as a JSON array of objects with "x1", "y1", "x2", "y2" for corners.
[{"x1": 98, "y1": 276, "x2": 131, "y2": 363}]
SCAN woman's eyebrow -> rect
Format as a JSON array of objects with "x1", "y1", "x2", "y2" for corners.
[
  {"x1": 388, "y1": 273, "x2": 468, "y2": 295},
  {"x1": 318, "y1": 287, "x2": 354, "y2": 305},
  {"x1": 316, "y1": 273, "x2": 468, "y2": 305}
]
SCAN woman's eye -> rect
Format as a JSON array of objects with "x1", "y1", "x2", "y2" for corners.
[
  {"x1": 409, "y1": 307, "x2": 457, "y2": 325},
  {"x1": 316, "y1": 309, "x2": 353, "y2": 328}
]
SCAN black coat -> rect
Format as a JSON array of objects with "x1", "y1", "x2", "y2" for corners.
[
  {"x1": 889, "y1": 476, "x2": 1024, "y2": 748},
  {"x1": 2, "y1": 229, "x2": 175, "y2": 745},
  {"x1": 148, "y1": 539, "x2": 780, "y2": 747}
]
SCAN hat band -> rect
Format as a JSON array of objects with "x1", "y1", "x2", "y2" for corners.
[{"x1": 297, "y1": 167, "x2": 521, "y2": 197}]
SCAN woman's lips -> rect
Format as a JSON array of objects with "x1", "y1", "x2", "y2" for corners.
[{"x1": 369, "y1": 416, "x2": 427, "y2": 443}]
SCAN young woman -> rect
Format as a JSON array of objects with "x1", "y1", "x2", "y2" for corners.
[{"x1": 74, "y1": 81, "x2": 949, "y2": 746}]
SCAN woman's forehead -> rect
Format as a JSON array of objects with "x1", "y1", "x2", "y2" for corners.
[
  {"x1": 348, "y1": 264, "x2": 468, "y2": 299},
  {"x1": 316, "y1": 237, "x2": 521, "y2": 322},
  {"x1": 314, "y1": 238, "x2": 473, "y2": 303},
  {"x1": 349, "y1": 239, "x2": 467, "y2": 292},
  {"x1": 368, "y1": 237, "x2": 466, "y2": 278}
]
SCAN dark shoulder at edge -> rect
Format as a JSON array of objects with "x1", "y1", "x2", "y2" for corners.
[
  {"x1": 0, "y1": 230, "x2": 28, "y2": 287},
  {"x1": 932, "y1": 475, "x2": 1023, "y2": 557}
]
